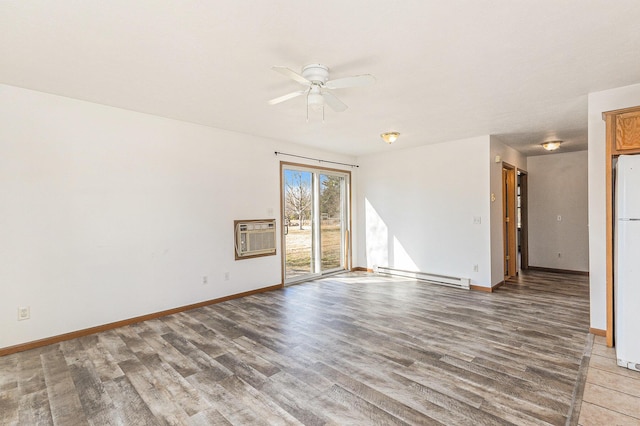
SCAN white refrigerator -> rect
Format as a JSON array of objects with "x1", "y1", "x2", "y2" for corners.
[{"x1": 615, "y1": 154, "x2": 640, "y2": 372}]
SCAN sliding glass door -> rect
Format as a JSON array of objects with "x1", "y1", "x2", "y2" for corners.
[{"x1": 282, "y1": 164, "x2": 350, "y2": 284}]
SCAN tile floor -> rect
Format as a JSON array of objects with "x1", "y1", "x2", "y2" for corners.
[{"x1": 578, "y1": 335, "x2": 640, "y2": 425}]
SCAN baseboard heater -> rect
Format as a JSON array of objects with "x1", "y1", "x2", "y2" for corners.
[{"x1": 375, "y1": 266, "x2": 470, "y2": 290}]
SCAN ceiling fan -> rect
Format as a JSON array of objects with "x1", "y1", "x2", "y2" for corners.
[{"x1": 268, "y1": 64, "x2": 375, "y2": 119}]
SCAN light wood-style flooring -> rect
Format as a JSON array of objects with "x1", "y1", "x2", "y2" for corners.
[
  {"x1": 578, "y1": 335, "x2": 640, "y2": 425},
  {"x1": 0, "y1": 270, "x2": 599, "y2": 425}
]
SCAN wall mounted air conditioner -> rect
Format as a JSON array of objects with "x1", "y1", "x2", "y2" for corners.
[{"x1": 234, "y1": 219, "x2": 276, "y2": 260}]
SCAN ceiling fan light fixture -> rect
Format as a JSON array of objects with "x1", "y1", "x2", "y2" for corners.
[
  {"x1": 541, "y1": 140, "x2": 562, "y2": 151},
  {"x1": 381, "y1": 132, "x2": 400, "y2": 144},
  {"x1": 307, "y1": 90, "x2": 324, "y2": 110}
]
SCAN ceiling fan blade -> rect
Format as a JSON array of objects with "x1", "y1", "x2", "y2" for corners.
[
  {"x1": 322, "y1": 91, "x2": 348, "y2": 112},
  {"x1": 272, "y1": 66, "x2": 311, "y2": 85},
  {"x1": 268, "y1": 90, "x2": 306, "y2": 105},
  {"x1": 324, "y1": 74, "x2": 376, "y2": 89}
]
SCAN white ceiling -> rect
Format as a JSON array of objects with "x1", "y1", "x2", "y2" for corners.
[{"x1": 2, "y1": 1, "x2": 639, "y2": 157}]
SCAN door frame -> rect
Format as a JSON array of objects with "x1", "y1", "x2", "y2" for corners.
[
  {"x1": 518, "y1": 169, "x2": 529, "y2": 270},
  {"x1": 502, "y1": 163, "x2": 517, "y2": 279},
  {"x1": 279, "y1": 161, "x2": 352, "y2": 285}
]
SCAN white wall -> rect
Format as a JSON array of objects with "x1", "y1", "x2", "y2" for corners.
[
  {"x1": 356, "y1": 136, "x2": 493, "y2": 287},
  {"x1": 489, "y1": 137, "x2": 527, "y2": 285},
  {"x1": 0, "y1": 84, "x2": 356, "y2": 348},
  {"x1": 527, "y1": 151, "x2": 589, "y2": 272},
  {"x1": 588, "y1": 83, "x2": 640, "y2": 330}
]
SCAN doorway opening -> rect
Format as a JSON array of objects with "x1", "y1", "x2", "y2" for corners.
[
  {"x1": 517, "y1": 170, "x2": 529, "y2": 272},
  {"x1": 503, "y1": 164, "x2": 517, "y2": 279},
  {"x1": 280, "y1": 163, "x2": 351, "y2": 284}
]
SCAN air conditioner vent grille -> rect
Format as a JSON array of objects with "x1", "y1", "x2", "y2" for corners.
[{"x1": 234, "y1": 219, "x2": 277, "y2": 260}]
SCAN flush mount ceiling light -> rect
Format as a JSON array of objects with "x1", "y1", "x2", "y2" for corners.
[
  {"x1": 541, "y1": 140, "x2": 562, "y2": 151},
  {"x1": 380, "y1": 132, "x2": 400, "y2": 144}
]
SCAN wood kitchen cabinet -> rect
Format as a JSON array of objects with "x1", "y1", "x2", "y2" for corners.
[{"x1": 604, "y1": 106, "x2": 640, "y2": 155}]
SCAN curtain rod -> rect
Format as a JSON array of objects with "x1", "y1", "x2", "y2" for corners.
[{"x1": 274, "y1": 151, "x2": 359, "y2": 168}]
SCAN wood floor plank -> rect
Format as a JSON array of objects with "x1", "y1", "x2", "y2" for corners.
[
  {"x1": 135, "y1": 328, "x2": 202, "y2": 379},
  {"x1": 188, "y1": 407, "x2": 233, "y2": 426},
  {"x1": 0, "y1": 353, "x2": 18, "y2": 393},
  {"x1": 582, "y1": 382, "x2": 640, "y2": 419},
  {"x1": 187, "y1": 375, "x2": 271, "y2": 425},
  {"x1": 41, "y1": 348, "x2": 87, "y2": 426},
  {"x1": 15, "y1": 349, "x2": 47, "y2": 397},
  {"x1": 289, "y1": 342, "x2": 478, "y2": 425},
  {"x1": 394, "y1": 363, "x2": 560, "y2": 426},
  {"x1": 219, "y1": 374, "x2": 303, "y2": 425},
  {"x1": 77, "y1": 335, "x2": 125, "y2": 382},
  {"x1": 586, "y1": 367, "x2": 640, "y2": 398},
  {"x1": 327, "y1": 383, "x2": 413, "y2": 426},
  {"x1": 17, "y1": 388, "x2": 53, "y2": 426},
  {"x1": 63, "y1": 347, "x2": 119, "y2": 424},
  {"x1": 96, "y1": 331, "x2": 137, "y2": 364},
  {"x1": 117, "y1": 357, "x2": 191, "y2": 424},
  {"x1": 136, "y1": 349, "x2": 212, "y2": 417},
  {"x1": 315, "y1": 361, "x2": 448, "y2": 425},
  {"x1": 0, "y1": 387, "x2": 20, "y2": 425},
  {"x1": 392, "y1": 373, "x2": 514, "y2": 426},
  {"x1": 589, "y1": 353, "x2": 640, "y2": 379},
  {"x1": 258, "y1": 371, "x2": 331, "y2": 425},
  {"x1": 102, "y1": 375, "x2": 159, "y2": 425},
  {"x1": 578, "y1": 401, "x2": 640, "y2": 426}
]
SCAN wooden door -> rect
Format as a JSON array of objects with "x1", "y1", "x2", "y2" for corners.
[{"x1": 503, "y1": 165, "x2": 517, "y2": 279}]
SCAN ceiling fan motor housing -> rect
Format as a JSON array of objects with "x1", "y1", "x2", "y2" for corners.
[{"x1": 302, "y1": 64, "x2": 329, "y2": 84}]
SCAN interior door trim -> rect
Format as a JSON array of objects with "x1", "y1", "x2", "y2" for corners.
[{"x1": 502, "y1": 163, "x2": 517, "y2": 279}]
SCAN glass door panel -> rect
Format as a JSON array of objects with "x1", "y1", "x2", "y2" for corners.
[
  {"x1": 320, "y1": 174, "x2": 344, "y2": 271},
  {"x1": 284, "y1": 170, "x2": 315, "y2": 281}
]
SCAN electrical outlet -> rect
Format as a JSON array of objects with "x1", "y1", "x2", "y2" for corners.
[
  {"x1": 224, "y1": 272, "x2": 230, "y2": 281},
  {"x1": 18, "y1": 306, "x2": 30, "y2": 321},
  {"x1": 473, "y1": 264, "x2": 479, "y2": 272},
  {"x1": 473, "y1": 216, "x2": 481, "y2": 225},
  {"x1": 202, "y1": 276, "x2": 208, "y2": 285}
]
